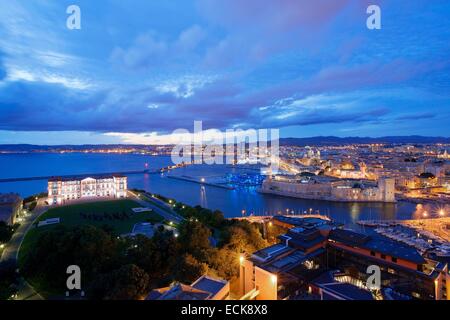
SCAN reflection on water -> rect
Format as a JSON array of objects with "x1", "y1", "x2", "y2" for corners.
[
  {"x1": 412, "y1": 203, "x2": 449, "y2": 220},
  {"x1": 0, "y1": 153, "x2": 417, "y2": 225}
]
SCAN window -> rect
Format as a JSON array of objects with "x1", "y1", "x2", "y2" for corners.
[
  {"x1": 370, "y1": 251, "x2": 376, "y2": 256},
  {"x1": 391, "y1": 257, "x2": 397, "y2": 263},
  {"x1": 381, "y1": 254, "x2": 386, "y2": 259}
]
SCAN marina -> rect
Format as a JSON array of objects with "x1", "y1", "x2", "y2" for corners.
[{"x1": 0, "y1": 153, "x2": 417, "y2": 224}]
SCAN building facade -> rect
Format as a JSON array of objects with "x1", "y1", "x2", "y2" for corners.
[
  {"x1": 0, "y1": 193, "x2": 23, "y2": 225},
  {"x1": 239, "y1": 216, "x2": 449, "y2": 300},
  {"x1": 260, "y1": 177, "x2": 396, "y2": 203},
  {"x1": 47, "y1": 175, "x2": 127, "y2": 205}
]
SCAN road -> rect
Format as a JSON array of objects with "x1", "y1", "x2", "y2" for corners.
[
  {"x1": 1, "y1": 193, "x2": 183, "y2": 300},
  {"x1": 0, "y1": 198, "x2": 48, "y2": 300},
  {"x1": 128, "y1": 191, "x2": 185, "y2": 224}
]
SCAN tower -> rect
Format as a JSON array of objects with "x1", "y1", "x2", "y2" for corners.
[{"x1": 378, "y1": 178, "x2": 395, "y2": 202}]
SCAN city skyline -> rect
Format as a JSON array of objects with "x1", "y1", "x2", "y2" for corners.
[{"x1": 0, "y1": 0, "x2": 450, "y2": 145}]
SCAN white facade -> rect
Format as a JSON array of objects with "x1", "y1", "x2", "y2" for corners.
[{"x1": 47, "y1": 175, "x2": 127, "y2": 205}]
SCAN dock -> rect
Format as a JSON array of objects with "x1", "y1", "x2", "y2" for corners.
[
  {"x1": 167, "y1": 175, "x2": 235, "y2": 190},
  {"x1": 0, "y1": 169, "x2": 154, "y2": 183},
  {"x1": 0, "y1": 161, "x2": 199, "y2": 183}
]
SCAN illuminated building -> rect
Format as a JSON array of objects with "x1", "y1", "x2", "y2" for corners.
[
  {"x1": 261, "y1": 176, "x2": 396, "y2": 203},
  {"x1": 239, "y1": 216, "x2": 449, "y2": 300},
  {"x1": 47, "y1": 175, "x2": 127, "y2": 205}
]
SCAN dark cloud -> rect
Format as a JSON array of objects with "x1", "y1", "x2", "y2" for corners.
[
  {"x1": 396, "y1": 112, "x2": 436, "y2": 121},
  {"x1": 0, "y1": 56, "x2": 444, "y2": 134}
]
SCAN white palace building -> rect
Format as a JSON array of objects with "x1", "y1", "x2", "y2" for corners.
[{"x1": 47, "y1": 175, "x2": 127, "y2": 205}]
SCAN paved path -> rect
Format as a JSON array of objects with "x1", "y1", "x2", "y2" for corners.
[
  {"x1": 128, "y1": 191, "x2": 185, "y2": 224},
  {"x1": 0, "y1": 199, "x2": 48, "y2": 300}
]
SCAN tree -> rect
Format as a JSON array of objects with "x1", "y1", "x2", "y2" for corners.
[
  {"x1": 175, "y1": 254, "x2": 208, "y2": 283},
  {"x1": 0, "y1": 221, "x2": 14, "y2": 243},
  {"x1": 178, "y1": 220, "x2": 212, "y2": 259},
  {"x1": 207, "y1": 248, "x2": 240, "y2": 279},
  {"x1": 123, "y1": 229, "x2": 183, "y2": 288},
  {"x1": 220, "y1": 221, "x2": 268, "y2": 254},
  {"x1": 22, "y1": 225, "x2": 122, "y2": 293},
  {"x1": 88, "y1": 264, "x2": 150, "y2": 300},
  {"x1": 0, "y1": 260, "x2": 18, "y2": 300}
]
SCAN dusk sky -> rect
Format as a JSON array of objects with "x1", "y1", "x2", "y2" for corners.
[{"x1": 0, "y1": 0, "x2": 449, "y2": 144}]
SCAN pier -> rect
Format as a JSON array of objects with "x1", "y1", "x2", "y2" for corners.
[
  {"x1": 0, "y1": 169, "x2": 153, "y2": 183},
  {"x1": 230, "y1": 214, "x2": 332, "y2": 223},
  {"x1": 0, "y1": 162, "x2": 195, "y2": 183},
  {"x1": 167, "y1": 175, "x2": 235, "y2": 190}
]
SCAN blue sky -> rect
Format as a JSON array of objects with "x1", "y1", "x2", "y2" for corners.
[{"x1": 0, "y1": 0, "x2": 449, "y2": 144}]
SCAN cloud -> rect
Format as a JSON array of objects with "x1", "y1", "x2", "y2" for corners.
[
  {"x1": 0, "y1": 53, "x2": 7, "y2": 81},
  {"x1": 110, "y1": 25, "x2": 207, "y2": 71},
  {"x1": 175, "y1": 25, "x2": 206, "y2": 52},
  {"x1": 395, "y1": 112, "x2": 436, "y2": 121},
  {"x1": 0, "y1": 55, "x2": 445, "y2": 135},
  {"x1": 1, "y1": 0, "x2": 449, "y2": 142},
  {"x1": 197, "y1": 0, "x2": 376, "y2": 68},
  {"x1": 110, "y1": 32, "x2": 169, "y2": 70},
  {"x1": 6, "y1": 67, "x2": 92, "y2": 90}
]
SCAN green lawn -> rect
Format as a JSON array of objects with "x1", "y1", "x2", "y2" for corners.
[{"x1": 18, "y1": 199, "x2": 163, "y2": 266}]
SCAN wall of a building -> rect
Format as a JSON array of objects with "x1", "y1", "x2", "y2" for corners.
[
  {"x1": 239, "y1": 259, "x2": 255, "y2": 297},
  {"x1": 211, "y1": 282, "x2": 230, "y2": 300},
  {"x1": 261, "y1": 178, "x2": 396, "y2": 203},
  {"x1": 254, "y1": 267, "x2": 277, "y2": 300},
  {"x1": 47, "y1": 177, "x2": 128, "y2": 205}
]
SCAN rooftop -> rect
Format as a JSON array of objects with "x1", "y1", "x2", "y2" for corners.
[
  {"x1": 48, "y1": 174, "x2": 127, "y2": 182},
  {"x1": 146, "y1": 283, "x2": 211, "y2": 300},
  {"x1": 146, "y1": 275, "x2": 228, "y2": 300},
  {"x1": 191, "y1": 275, "x2": 228, "y2": 297},
  {"x1": 329, "y1": 229, "x2": 426, "y2": 265},
  {"x1": 312, "y1": 271, "x2": 374, "y2": 300}
]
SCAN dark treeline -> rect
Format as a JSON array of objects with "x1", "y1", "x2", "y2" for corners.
[{"x1": 21, "y1": 202, "x2": 272, "y2": 299}]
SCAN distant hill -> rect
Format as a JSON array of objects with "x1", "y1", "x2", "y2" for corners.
[{"x1": 0, "y1": 136, "x2": 449, "y2": 152}]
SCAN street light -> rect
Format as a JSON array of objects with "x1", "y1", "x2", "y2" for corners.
[
  {"x1": 239, "y1": 255, "x2": 245, "y2": 265},
  {"x1": 439, "y1": 209, "x2": 445, "y2": 217}
]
